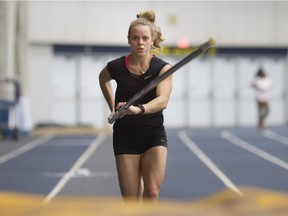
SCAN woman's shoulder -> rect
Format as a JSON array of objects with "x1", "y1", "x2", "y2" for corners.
[
  {"x1": 151, "y1": 56, "x2": 170, "y2": 69},
  {"x1": 107, "y1": 56, "x2": 125, "y2": 70},
  {"x1": 149, "y1": 56, "x2": 170, "y2": 76},
  {"x1": 152, "y1": 55, "x2": 168, "y2": 64},
  {"x1": 108, "y1": 56, "x2": 125, "y2": 65},
  {"x1": 107, "y1": 56, "x2": 126, "y2": 79}
]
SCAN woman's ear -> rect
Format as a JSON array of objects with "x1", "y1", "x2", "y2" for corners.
[{"x1": 150, "y1": 40, "x2": 154, "y2": 48}]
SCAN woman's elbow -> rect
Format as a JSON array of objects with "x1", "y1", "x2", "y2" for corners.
[{"x1": 160, "y1": 97, "x2": 169, "y2": 110}]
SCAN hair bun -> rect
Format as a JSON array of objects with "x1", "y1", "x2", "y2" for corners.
[{"x1": 137, "y1": 10, "x2": 155, "y2": 23}]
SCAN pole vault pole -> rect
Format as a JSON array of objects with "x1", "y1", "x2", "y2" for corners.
[{"x1": 109, "y1": 38, "x2": 217, "y2": 124}]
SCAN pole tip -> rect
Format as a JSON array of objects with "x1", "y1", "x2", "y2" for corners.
[{"x1": 208, "y1": 38, "x2": 217, "y2": 46}]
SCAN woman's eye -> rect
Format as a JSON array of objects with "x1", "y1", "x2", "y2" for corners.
[{"x1": 131, "y1": 35, "x2": 150, "y2": 42}]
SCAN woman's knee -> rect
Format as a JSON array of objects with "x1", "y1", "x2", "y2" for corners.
[{"x1": 143, "y1": 186, "x2": 160, "y2": 200}]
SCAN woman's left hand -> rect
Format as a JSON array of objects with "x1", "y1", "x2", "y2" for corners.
[{"x1": 116, "y1": 102, "x2": 142, "y2": 117}]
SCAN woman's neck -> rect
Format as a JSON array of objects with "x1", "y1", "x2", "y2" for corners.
[
  {"x1": 129, "y1": 54, "x2": 152, "y2": 74},
  {"x1": 130, "y1": 53, "x2": 151, "y2": 64}
]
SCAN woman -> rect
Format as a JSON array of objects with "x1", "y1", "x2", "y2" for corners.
[
  {"x1": 99, "y1": 10, "x2": 172, "y2": 203},
  {"x1": 251, "y1": 67, "x2": 272, "y2": 129}
]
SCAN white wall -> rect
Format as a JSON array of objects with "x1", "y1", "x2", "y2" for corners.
[
  {"x1": 0, "y1": 1, "x2": 16, "y2": 79},
  {"x1": 0, "y1": 2, "x2": 6, "y2": 78},
  {"x1": 27, "y1": 45, "x2": 54, "y2": 125},
  {"x1": 44, "y1": 52, "x2": 286, "y2": 128},
  {"x1": 27, "y1": 1, "x2": 288, "y2": 47}
]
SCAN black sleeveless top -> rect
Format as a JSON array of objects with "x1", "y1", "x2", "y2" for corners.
[{"x1": 107, "y1": 55, "x2": 169, "y2": 138}]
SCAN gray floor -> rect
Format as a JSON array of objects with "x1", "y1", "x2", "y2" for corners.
[{"x1": 0, "y1": 126, "x2": 288, "y2": 202}]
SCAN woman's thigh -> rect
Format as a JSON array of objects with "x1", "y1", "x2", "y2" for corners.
[
  {"x1": 141, "y1": 146, "x2": 167, "y2": 189},
  {"x1": 115, "y1": 154, "x2": 142, "y2": 197}
]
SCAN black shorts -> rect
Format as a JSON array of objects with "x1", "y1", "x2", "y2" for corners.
[{"x1": 113, "y1": 131, "x2": 168, "y2": 156}]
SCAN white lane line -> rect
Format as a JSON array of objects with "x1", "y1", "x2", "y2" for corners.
[
  {"x1": 43, "y1": 133, "x2": 107, "y2": 204},
  {"x1": 262, "y1": 129, "x2": 288, "y2": 146},
  {"x1": 221, "y1": 130, "x2": 288, "y2": 171},
  {"x1": 0, "y1": 135, "x2": 53, "y2": 165},
  {"x1": 178, "y1": 131, "x2": 243, "y2": 196}
]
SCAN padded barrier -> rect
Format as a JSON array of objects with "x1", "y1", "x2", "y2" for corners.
[{"x1": 0, "y1": 186, "x2": 287, "y2": 216}]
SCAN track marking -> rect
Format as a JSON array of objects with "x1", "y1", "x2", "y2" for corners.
[
  {"x1": 262, "y1": 129, "x2": 288, "y2": 147},
  {"x1": 0, "y1": 135, "x2": 53, "y2": 165},
  {"x1": 221, "y1": 130, "x2": 288, "y2": 171},
  {"x1": 43, "y1": 133, "x2": 107, "y2": 203},
  {"x1": 44, "y1": 169, "x2": 115, "y2": 178},
  {"x1": 178, "y1": 131, "x2": 243, "y2": 196}
]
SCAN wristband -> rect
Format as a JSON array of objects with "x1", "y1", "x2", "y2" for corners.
[{"x1": 137, "y1": 104, "x2": 145, "y2": 115}]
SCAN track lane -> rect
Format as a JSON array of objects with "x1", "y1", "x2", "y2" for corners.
[
  {"x1": 183, "y1": 128, "x2": 288, "y2": 194},
  {"x1": 160, "y1": 129, "x2": 228, "y2": 200},
  {"x1": 0, "y1": 136, "x2": 97, "y2": 195}
]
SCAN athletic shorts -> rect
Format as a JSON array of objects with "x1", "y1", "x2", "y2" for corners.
[{"x1": 113, "y1": 130, "x2": 167, "y2": 156}]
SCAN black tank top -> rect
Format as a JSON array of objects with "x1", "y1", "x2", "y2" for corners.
[{"x1": 107, "y1": 55, "x2": 169, "y2": 137}]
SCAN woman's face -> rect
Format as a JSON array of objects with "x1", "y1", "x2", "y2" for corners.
[{"x1": 128, "y1": 24, "x2": 154, "y2": 56}]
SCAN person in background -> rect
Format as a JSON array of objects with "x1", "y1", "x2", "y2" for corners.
[
  {"x1": 251, "y1": 67, "x2": 272, "y2": 129},
  {"x1": 99, "y1": 10, "x2": 172, "y2": 203}
]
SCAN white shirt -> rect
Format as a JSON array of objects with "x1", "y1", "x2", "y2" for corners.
[{"x1": 251, "y1": 76, "x2": 272, "y2": 102}]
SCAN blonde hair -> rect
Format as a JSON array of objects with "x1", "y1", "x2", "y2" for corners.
[{"x1": 128, "y1": 10, "x2": 164, "y2": 48}]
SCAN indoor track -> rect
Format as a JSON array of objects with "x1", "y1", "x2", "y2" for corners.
[{"x1": 0, "y1": 126, "x2": 288, "y2": 215}]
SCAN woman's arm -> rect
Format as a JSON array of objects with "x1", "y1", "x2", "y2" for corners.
[
  {"x1": 99, "y1": 67, "x2": 115, "y2": 112},
  {"x1": 142, "y1": 64, "x2": 173, "y2": 114}
]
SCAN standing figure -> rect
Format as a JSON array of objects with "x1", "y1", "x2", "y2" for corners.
[
  {"x1": 251, "y1": 67, "x2": 272, "y2": 129},
  {"x1": 99, "y1": 10, "x2": 172, "y2": 203}
]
